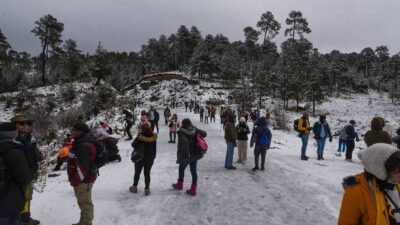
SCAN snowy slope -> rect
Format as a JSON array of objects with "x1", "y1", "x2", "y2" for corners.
[{"x1": 31, "y1": 108, "x2": 362, "y2": 225}]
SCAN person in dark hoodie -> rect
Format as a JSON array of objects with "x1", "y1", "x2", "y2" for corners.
[
  {"x1": 122, "y1": 109, "x2": 134, "y2": 141},
  {"x1": 0, "y1": 122, "x2": 33, "y2": 225},
  {"x1": 224, "y1": 114, "x2": 237, "y2": 169},
  {"x1": 172, "y1": 119, "x2": 207, "y2": 196},
  {"x1": 68, "y1": 123, "x2": 98, "y2": 225},
  {"x1": 364, "y1": 117, "x2": 392, "y2": 147},
  {"x1": 312, "y1": 115, "x2": 333, "y2": 160},
  {"x1": 345, "y1": 120, "x2": 360, "y2": 162},
  {"x1": 250, "y1": 117, "x2": 272, "y2": 171},
  {"x1": 11, "y1": 115, "x2": 41, "y2": 225},
  {"x1": 129, "y1": 124, "x2": 157, "y2": 196}
]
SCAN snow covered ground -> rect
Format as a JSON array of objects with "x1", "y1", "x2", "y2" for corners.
[{"x1": 31, "y1": 108, "x2": 363, "y2": 225}]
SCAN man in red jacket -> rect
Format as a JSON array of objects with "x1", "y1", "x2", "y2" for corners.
[{"x1": 68, "y1": 123, "x2": 97, "y2": 225}]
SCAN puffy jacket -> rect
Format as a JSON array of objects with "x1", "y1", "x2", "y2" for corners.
[
  {"x1": 224, "y1": 122, "x2": 237, "y2": 143},
  {"x1": 67, "y1": 134, "x2": 97, "y2": 187},
  {"x1": 176, "y1": 126, "x2": 207, "y2": 164},
  {"x1": 345, "y1": 125, "x2": 359, "y2": 141},
  {"x1": 92, "y1": 127, "x2": 111, "y2": 141},
  {"x1": 169, "y1": 119, "x2": 180, "y2": 132},
  {"x1": 131, "y1": 132, "x2": 157, "y2": 163},
  {"x1": 338, "y1": 172, "x2": 400, "y2": 225},
  {"x1": 364, "y1": 117, "x2": 392, "y2": 147},
  {"x1": 250, "y1": 117, "x2": 272, "y2": 147},
  {"x1": 0, "y1": 141, "x2": 33, "y2": 217},
  {"x1": 236, "y1": 123, "x2": 250, "y2": 140},
  {"x1": 312, "y1": 122, "x2": 332, "y2": 139}
]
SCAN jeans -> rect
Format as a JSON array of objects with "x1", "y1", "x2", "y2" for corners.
[
  {"x1": 225, "y1": 141, "x2": 235, "y2": 167},
  {"x1": 0, "y1": 216, "x2": 21, "y2": 225},
  {"x1": 169, "y1": 131, "x2": 176, "y2": 142},
  {"x1": 126, "y1": 120, "x2": 133, "y2": 139},
  {"x1": 338, "y1": 139, "x2": 346, "y2": 152},
  {"x1": 178, "y1": 162, "x2": 197, "y2": 185},
  {"x1": 346, "y1": 140, "x2": 355, "y2": 160},
  {"x1": 300, "y1": 134, "x2": 309, "y2": 157},
  {"x1": 316, "y1": 138, "x2": 327, "y2": 156}
]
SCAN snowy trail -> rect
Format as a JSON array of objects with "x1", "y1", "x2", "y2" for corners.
[{"x1": 32, "y1": 109, "x2": 362, "y2": 225}]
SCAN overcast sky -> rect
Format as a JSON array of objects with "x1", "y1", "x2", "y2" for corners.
[{"x1": 1, "y1": 0, "x2": 399, "y2": 55}]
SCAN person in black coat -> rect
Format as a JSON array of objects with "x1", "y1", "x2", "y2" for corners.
[
  {"x1": 0, "y1": 122, "x2": 33, "y2": 225},
  {"x1": 122, "y1": 109, "x2": 134, "y2": 141},
  {"x1": 172, "y1": 119, "x2": 207, "y2": 196},
  {"x1": 129, "y1": 124, "x2": 157, "y2": 196},
  {"x1": 345, "y1": 120, "x2": 360, "y2": 162}
]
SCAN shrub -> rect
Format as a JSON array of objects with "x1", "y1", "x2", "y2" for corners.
[{"x1": 272, "y1": 107, "x2": 290, "y2": 131}]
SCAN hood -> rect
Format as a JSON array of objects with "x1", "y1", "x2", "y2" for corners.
[
  {"x1": 178, "y1": 126, "x2": 196, "y2": 136},
  {"x1": 370, "y1": 117, "x2": 385, "y2": 131},
  {"x1": 138, "y1": 133, "x2": 157, "y2": 143},
  {"x1": 256, "y1": 117, "x2": 267, "y2": 127},
  {"x1": 358, "y1": 143, "x2": 399, "y2": 180},
  {"x1": 0, "y1": 140, "x2": 22, "y2": 154}
]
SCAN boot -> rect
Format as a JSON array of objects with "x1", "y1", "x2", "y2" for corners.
[
  {"x1": 117, "y1": 154, "x2": 122, "y2": 162},
  {"x1": 172, "y1": 180, "x2": 183, "y2": 190},
  {"x1": 252, "y1": 166, "x2": 259, "y2": 171},
  {"x1": 144, "y1": 188, "x2": 151, "y2": 196},
  {"x1": 186, "y1": 185, "x2": 197, "y2": 196},
  {"x1": 317, "y1": 155, "x2": 321, "y2": 160},
  {"x1": 301, "y1": 156, "x2": 309, "y2": 161},
  {"x1": 321, "y1": 155, "x2": 324, "y2": 160},
  {"x1": 129, "y1": 185, "x2": 138, "y2": 193},
  {"x1": 22, "y1": 218, "x2": 40, "y2": 225}
]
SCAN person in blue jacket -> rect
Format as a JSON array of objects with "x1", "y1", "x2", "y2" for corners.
[
  {"x1": 312, "y1": 115, "x2": 333, "y2": 160},
  {"x1": 344, "y1": 120, "x2": 360, "y2": 162},
  {"x1": 250, "y1": 117, "x2": 272, "y2": 171}
]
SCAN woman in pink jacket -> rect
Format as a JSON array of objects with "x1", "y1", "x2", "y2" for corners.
[{"x1": 168, "y1": 114, "x2": 180, "y2": 143}]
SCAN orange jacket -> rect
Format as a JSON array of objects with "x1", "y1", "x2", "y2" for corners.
[
  {"x1": 338, "y1": 172, "x2": 400, "y2": 225},
  {"x1": 59, "y1": 145, "x2": 72, "y2": 158}
]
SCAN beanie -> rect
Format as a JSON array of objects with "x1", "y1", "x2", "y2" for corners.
[
  {"x1": 358, "y1": 143, "x2": 399, "y2": 180},
  {"x1": 240, "y1": 117, "x2": 246, "y2": 123},
  {"x1": 72, "y1": 123, "x2": 90, "y2": 134},
  {"x1": 0, "y1": 122, "x2": 18, "y2": 138}
]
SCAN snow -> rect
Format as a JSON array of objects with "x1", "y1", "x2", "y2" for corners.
[{"x1": 32, "y1": 108, "x2": 363, "y2": 225}]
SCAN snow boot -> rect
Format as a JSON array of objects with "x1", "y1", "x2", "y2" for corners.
[
  {"x1": 129, "y1": 185, "x2": 138, "y2": 193},
  {"x1": 252, "y1": 166, "x2": 259, "y2": 171},
  {"x1": 172, "y1": 180, "x2": 183, "y2": 190},
  {"x1": 186, "y1": 185, "x2": 197, "y2": 196},
  {"x1": 144, "y1": 188, "x2": 151, "y2": 196},
  {"x1": 22, "y1": 218, "x2": 40, "y2": 225}
]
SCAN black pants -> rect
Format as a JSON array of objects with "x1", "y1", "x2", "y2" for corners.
[
  {"x1": 345, "y1": 140, "x2": 355, "y2": 160},
  {"x1": 134, "y1": 159, "x2": 154, "y2": 189},
  {"x1": 200, "y1": 114, "x2": 204, "y2": 122},
  {"x1": 254, "y1": 145, "x2": 267, "y2": 168},
  {"x1": 126, "y1": 120, "x2": 133, "y2": 139}
]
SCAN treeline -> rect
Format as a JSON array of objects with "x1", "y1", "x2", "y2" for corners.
[{"x1": 1, "y1": 11, "x2": 400, "y2": 110}]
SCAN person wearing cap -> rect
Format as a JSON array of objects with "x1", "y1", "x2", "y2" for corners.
[
  {"x1": 236, "y1": 117, "x2": 250, "y2": 164},
  {"x1": 0, "y1": 122, "x2": 33, "y2": 225},
  {"x1": 364, "y1": 117, "x2": 392, "y2": 147},
  {"x1": 298, "y1": 112, "x2": 312, "y2": 161},
  {"x1": 338, "y1": 143, "x2": 400, "y2": 225},
  {"x1": 10, "y1": 115, "x2": 40, "y2": 225},
  {"x1": 345, "y1": 120, "x2": 360, "y2": 162},
  {"x1": 312, "y1": 115, "x2": 333, "y2": 160},
  {"x1": 68, "y1": 123, "x2": 98, "y2": 225}
]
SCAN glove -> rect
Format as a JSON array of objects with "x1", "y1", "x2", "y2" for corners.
[{"x1": 329, "y1": 137, "x2": 333, "y2": 142}]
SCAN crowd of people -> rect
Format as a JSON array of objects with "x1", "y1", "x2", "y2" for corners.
[{"x1": 3, "y1": 103, "x2": 400, "y2": 225}]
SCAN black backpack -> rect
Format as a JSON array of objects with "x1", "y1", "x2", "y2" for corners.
[
  {"x1": 294, "y1": 118, "x2": 307, "y2": 132},
  {"x1": 89, "y1": 140, "x2": 109, "y2": 176},
  {"x1": 0, "y1": 152, "x2": 10, "y2": 197}
]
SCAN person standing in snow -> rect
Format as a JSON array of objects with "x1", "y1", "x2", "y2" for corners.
[
  {"x1": 172, "y1": 119, "x2": 207, "y2": 196},
  {"x1": 204, "y1": 107, "x2": 209, "y2": 124},
  {"x1": 334, "y1": 126, "x2": 348, "y2": 157},
  {"x1": 168, "y1": 114, "x2": 180, "y2": 143},
  {"x1": 11, "y1": 115, "x2": 41, "y2": 225},
  {"x1": 338, "y1": 143, "x2": 400, "y2": 225},
  {"x1": 344, "y1": 120, "x2": 360, "y2": 162},
  {"x1": 297, "y1": 112, "x2": 312, "y2": 161},
  {"x1": 129, "y1": 124, "x2": 157, "y2": 196},
  {"x1": 210, "y1": 106, "x2": 216, "y2": 123},
  {"x1": 199, "y1": 106, "x2": 204, "y2": 122},
  {"x1": 236, "y1": 117, "x2": 250, "y2": 164},
  {"x1": 0, "y1": 122, "x2": 33, "y2": 225},
  {"x1": 224, "y1": 114, "x2": 237, "y2": 169},
  {"x1": 137, "y1": 113, "x2": 151, "y2": 134},
  {"x1": 122, "y1": 109, "x2": 134, "y2": 141},
  {"x1": 312, "y1": 115, "x2": 333, "y2": 160},
  {"x1": 164, "y1": 106, "x2": 171, "y2": 125},
  {"x1": 364, "y1": 117, "x2": 392, "y2": 147},
  {"x1": 184, "y1": 102, "x2": 188, "y2": 112},
  {"x1": 250, "y1": 117, "x2": 272, "y2": 171},
  {"x1": 68, "y1": 123, "x2": 98, "y2": 225}
]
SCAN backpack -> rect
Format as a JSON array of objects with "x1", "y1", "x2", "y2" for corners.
[
  {"x1": 196, "y1": 133, "x2": 208, "y2": 154},
  {"x1": 0, "y1": 152, "x2": 11, "y2": 197},
  {"x1": 131, "y1": 144, "x2": 144, "y2": 163},
  {"x1": 89, "y1": 141, "x2": 109, "y2": 176},
  {"x1": 294, "y1": 118, "x2": 307, "y2": 132},
  {"x1": 257, "y1": 128, "x2": 270, "y2": 145}
]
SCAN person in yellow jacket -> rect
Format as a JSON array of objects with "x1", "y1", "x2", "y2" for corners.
[
  {"x1": 338, "y1": 143, "x2": 400, "y2": 225},
  {"x1": 298, "y1": 112, "x2": 311, "y2": 160}
]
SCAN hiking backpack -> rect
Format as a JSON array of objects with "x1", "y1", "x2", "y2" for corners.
[
  {"x1": 0, "y1": 153, "x2": 10, "y2": 196},
  {"x1": 196, "y1": 133, "x2": 208, "y2": 154},
  {"x1": 89, "y1": 141, "x2": 109, "y2": 176},
  {"x1": 257, "y1": 128, "x2": 270, "y2": 145},
  {"x1": 294, "y1": 119, "x2": 307, "y2": 132}
]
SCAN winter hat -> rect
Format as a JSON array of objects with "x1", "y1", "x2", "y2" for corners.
[
  {"x1": 0, "y1": 122, "x2": 18, "y2": 138},
  {"x1": 349, "y1": 120, "x2": 356, "y2": 125},
  {"x1": 240, "y1": 117, "x2": 246, "y2": 123},
  {"x1": 358, "y1": 143, "x2": 399, "y2": 180},
  {"x1": 72, "y1": 122, "x2": 90, "y2": 134},
  {"x1": 10, "y1": 114, "x2": 29, "y2": 123}
]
